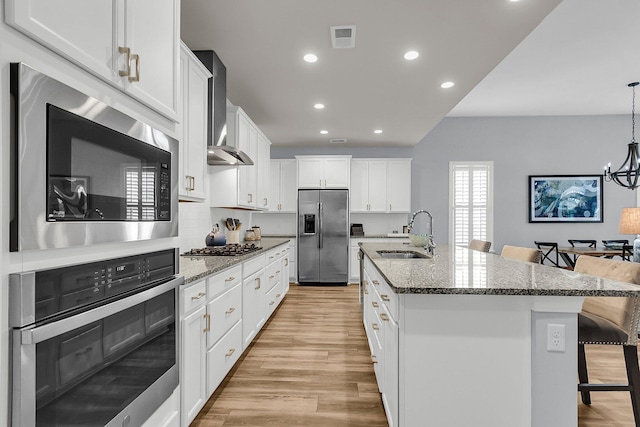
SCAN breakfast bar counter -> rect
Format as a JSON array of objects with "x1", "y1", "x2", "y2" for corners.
[{"x1": 359, "y1": 243, "x2": 640, "y2": 427}]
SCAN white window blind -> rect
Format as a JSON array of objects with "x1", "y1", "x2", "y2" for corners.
[{"x1": 450, "y1": 162, "x2": 493, "y2": 247}]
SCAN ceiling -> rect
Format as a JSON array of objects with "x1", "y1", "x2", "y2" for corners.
[{"x1": 180, "y1": 0, "x2": 638, "y2": 148}]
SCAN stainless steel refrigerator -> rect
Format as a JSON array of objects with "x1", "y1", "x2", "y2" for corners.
[{"x1": 298, "y1": 189, "x2": 349, "y2": 284}]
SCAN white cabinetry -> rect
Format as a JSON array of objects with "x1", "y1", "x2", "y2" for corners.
[
  {"x1": 386, "y1": 159, "x2": 412, "y2": 213},
  {"x1": 210, "y1": 106, "x2": 271, "y2": 210},
  {"x1": 242, "y1": 255, "x2": 266, "y2": 348},
  {"x1": 349, "y1": 237, "x2": 409, "y2": 283},
  {"x1": 350, "y1": 160, "x2": 388, "y2": 212},
  {"x1": 296, "y1": 155, "x2": 351, "y2": 189},
  {"x1": 288, "y1": 239, "x2": 297, "y2": 282},
  {"x1": 268, "y1": 160, "x2": 297, "y2": 212},
  {"x1": 179, "y1": 44, "x2": 211, "y2": 201},
  {"x1": 180, "y1": 280, "x2": 207, "y2": 427},
  {"x1": 5, "y1": 0, "x2": 180, "y2": 120},
  {"x1": 351, "y1": 159, "x2": 411, "y2": 213}
]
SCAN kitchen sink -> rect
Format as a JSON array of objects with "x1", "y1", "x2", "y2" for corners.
[{"x1": 376, "y1": 250, "x2": 429, "y2": 259}]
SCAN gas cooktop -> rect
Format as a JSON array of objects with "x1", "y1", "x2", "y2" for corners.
[{"x1": 183, "y1": 243, "x2": 261, "y2": 257}]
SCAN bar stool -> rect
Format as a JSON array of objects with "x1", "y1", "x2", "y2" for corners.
[
  {"x1": 574, "y1": 256, "x2": 640, "y2": 426},
  {"x1": 468, "y1": 239, "x2": 491, "y2": 252},
  {"x1": 501, "y1": 245, "x2": 542, "y2": 263},
  {"x1": 534, "y1": 241, "x2": 559, "y2": 267}
]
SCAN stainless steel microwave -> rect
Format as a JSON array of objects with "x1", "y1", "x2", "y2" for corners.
[{"x1": 10, "y1": 63, "x2": 179, "y2": 251}]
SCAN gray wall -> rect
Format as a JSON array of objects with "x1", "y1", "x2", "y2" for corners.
[
  {"x1": 413, "y1": 115, "x2": 636, "y2": 250},
  {"x1": 272, "y1": 115, "x2": 636, "y2": 252}
]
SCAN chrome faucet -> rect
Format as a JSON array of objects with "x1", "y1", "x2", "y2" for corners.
[{"x1": 407, "y1": 210, "x2": 435, "y2": 255}]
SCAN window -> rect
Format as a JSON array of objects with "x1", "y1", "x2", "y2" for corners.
[
  {"x1": 449, "y1": 161, "x2": 493, "y2": 247},
  {"x1": 125, "y1": 165, "x2": 157, "y2": 220}
]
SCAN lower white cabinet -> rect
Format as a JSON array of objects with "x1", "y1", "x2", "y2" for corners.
[
  {"x1": 206, "y1": 321, "x2": 243, "y2": 395},
  {"x1": 350, "y1": 238, "x2": 410, "y2": 283},
  {"x1": 180, "y1": 292, "x2": 207, "y2": 426},
  {"x1": 242, "y1": 257, "x2": 266, "y2": 349}
]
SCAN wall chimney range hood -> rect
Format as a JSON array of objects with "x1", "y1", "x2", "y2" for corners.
[{"x1": 193, "y1": 50, "x2": 253, "y2": 166}]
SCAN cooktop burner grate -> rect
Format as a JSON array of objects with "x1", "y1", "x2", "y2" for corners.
[{"x1": 183, "y1": 243, "x2": 261, "y2": 257}]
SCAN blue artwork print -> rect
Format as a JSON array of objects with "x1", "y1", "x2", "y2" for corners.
[{"x1": 530, "y1": 176, "x2": 602, "y2": 223}]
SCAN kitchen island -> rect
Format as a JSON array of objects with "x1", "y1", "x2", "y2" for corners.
[{"x1": 359, "y1": 242, "x2": 640, "y2": 427}]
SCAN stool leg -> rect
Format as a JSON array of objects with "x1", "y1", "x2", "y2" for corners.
[
  {"x1": 623, "y1": 345, "x2": 640, "y2": 427},
  {"x1": 578, "y1": 343, "x2": 591, "y2": 405}
]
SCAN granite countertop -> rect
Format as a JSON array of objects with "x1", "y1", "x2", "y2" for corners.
[
  {"x1": 360, "y1": 242, "x2": 640, "y2": 297},
  {"x1": 179, "y1": 237, "x2": 291, "y2": 284}
]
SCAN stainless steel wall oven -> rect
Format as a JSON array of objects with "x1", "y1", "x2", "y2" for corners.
[
  {"x1": 9, "y1": 63, "x2": 179, "y2": 251},
  {"x1": 10, "y1": 249, "x2": 182, "y2": 427}
]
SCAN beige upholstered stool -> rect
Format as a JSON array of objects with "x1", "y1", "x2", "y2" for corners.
[
  {"x1": 468, "y1": 239, "x2": 491, "y2": 252},
  {"x1": 500, "y1": 245, "x2": 542, "y2": 263},
  {"x1": 574, "y1": 255, "x2": 640, "y2": 426}
]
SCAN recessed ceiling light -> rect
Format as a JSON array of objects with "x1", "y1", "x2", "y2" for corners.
[
  {"x1": 314, "y1": 103, "x2": 325, "y2": 109},
  {"x1": 320, "y1": 130, "x2": 328, "y2": 135},
  {"x1": 440, "y1": 81, "x2": 455, "y2": 89},
  {"x1": 374, "y1": 129, "x2": 383, "y2": 134},
  {"x1": 304, "y1": 53, "x2": 318, "y2": 63},
  {"x1": 404, "y1": 51, "x2": 419, "y2": 60}
]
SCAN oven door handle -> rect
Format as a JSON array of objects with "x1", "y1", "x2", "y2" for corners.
[{"x1": 21, "y1": 276, "x2": 183, "y2": 345}]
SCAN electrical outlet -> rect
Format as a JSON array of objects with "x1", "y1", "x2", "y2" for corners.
[{"x1": 547, "y1": 324, "x2": 566, "y2": 352}]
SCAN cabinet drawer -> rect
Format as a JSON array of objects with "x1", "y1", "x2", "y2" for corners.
[
  {"x1": 265, "y1": 281, "x2": 283, "y2": 318},
  {"x1": 181, "y1": 280, "x2": 207, "y2": 315},
  {"x1": 264, "y1": 247, "x2": 281, "y2": 265},
  {"x1": 243, "y1": 254, "x2": 265, "y2": 277},
  {"x1": 377, "y1": 279, "x2": 398, "y2": 321},
  {"x1": 207, "y1": 265, "x2": 242, "y2": 300},
  {"x1": 206, "y1": 283, "x2": 242, "y2": 347},
  {"x1": 206, "y1": 320, "x2": 243, "y2": 396},
  {"x1": 265, "y1": 260, "x2": 281, "y2": 292}
]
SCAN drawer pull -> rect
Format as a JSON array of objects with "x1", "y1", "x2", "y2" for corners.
[
  {"x1": 380, "y1": 313, "x2": 390, "y2": 322},
  {"x1": 269, "y1": 301, "x2": 275, "y2": 306},
  {"x1": 269, "y1": 275, "x2": 275, "y2": 279},
  {"x1": 225, "y1": 276, "x2": 235, "y2": 282},
  {"x1": 203, "y1": 313, "x2": 211, "y2": 332},
  {"x1": 371, "y1": 301, "x2": 379, "y2": 308},
  {"x1": 269, "y1": 256, "x2": 274, "y2": 260},
  {"x1": 276, "y1": 270, "x2": 281, "y2": 274},
  {"x1": 191, "y1": 292, "x2": 206, "y2": 300},
  {"x1": 276, "y1": 294, "x2": 281, "y2": 298},
  {"x1": 225, "y1": 307, "x2": 236, "y2": 315},
  {"x1": 381, "y1": 294, "x2": 390, "y2": 302},
  {"x1": 364, "y1": 289, "x2": 369, "y2": 295},
  {"x1": 371, "y1": 355, "x2": 378, "y2": 364},
  {"x1": 372, "y1": 280, "x2": 380, "y2": 286},
  {"x1": 372, "y1": 323, "x2": 379, "y2": 330},
  {"x1": 225, "y1": 348, "x2": 236, "y2": 357},
  {"x1": 255, "y1": 277, "x2": 261, "y2": 290}
]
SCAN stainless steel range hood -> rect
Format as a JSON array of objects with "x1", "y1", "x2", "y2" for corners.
[{"x1": 194, "y1": 50, "x2": 253, "y2": 166}]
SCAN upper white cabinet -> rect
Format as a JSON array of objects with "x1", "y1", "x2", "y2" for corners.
[
  {"x1": 296, "y1": 155, "x2": 351, "y2": 189},
  {"x1": 267, "y1": 160, "x2": 297, "y2": 212},
  {"x1": 386, "y1": 159, "x2": 412, "y2": 213},
  {"x1": 210, "y1": 106, "x2": 271, "y2": 210},
  {"x1": 351, "y1": 159, "x2": 411, "y2": 213},
  {"x1": 5, "y1": 0, "x2": 180, "y2": 121},
  {"x1": 178, "y1": 43, "x2": 211, "y2": 201}
]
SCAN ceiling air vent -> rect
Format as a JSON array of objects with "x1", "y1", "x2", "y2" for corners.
[
  {"x1": 330, "y1": 138, "x2": 347, "y2": 144},
  {"x1": 330, "y1": 25, "x2": 356, "y2": 49}
]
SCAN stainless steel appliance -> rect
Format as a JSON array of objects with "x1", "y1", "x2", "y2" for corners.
[
  {"x1": 10, "y1": 63, "x2": 179, "y2": 251},
  {"x1": 10, "y1": 249, "x2": 181, "y2": 427},
  {"x1": 298, "y1": 189, "x2": 349, "y2": 284}
]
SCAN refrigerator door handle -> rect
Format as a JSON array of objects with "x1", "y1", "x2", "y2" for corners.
[{"x1": 318, "y1": 202, "x2": 323, "y2": 249}]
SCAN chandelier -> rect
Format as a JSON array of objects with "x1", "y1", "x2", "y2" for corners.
[{"x1": 604, "y1": 82, "x2": 640, "y2": 189}]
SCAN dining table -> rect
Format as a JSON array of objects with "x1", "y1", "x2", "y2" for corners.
[{"x1": 557, "y1": 245, "x2": 628, "y2": 269}]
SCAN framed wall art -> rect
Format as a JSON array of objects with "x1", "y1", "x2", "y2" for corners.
[{"x1": 528, "y1": 175, "x2": 603, "y2": 223}]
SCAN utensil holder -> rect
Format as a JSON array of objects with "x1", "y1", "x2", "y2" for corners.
[{"x1": 227, "y1": 230, "x2": 240, "y2": 245}]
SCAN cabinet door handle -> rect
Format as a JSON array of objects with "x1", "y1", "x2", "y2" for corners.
[
  {"x1": 389, "y1": 204, "x2": 392, "y2": 211},
  {"x1": 381, "y1": 294, "x2": 390, "y2": 301},
  {"x1": 371, "y1": 301, "x2": 379, "y2": 308},
  {"x1": 285, "y1": 259, "x2": 289, "y2": 266},
  {"x1": 248, "y1": 193, "x2": 253, "y2": 203},
  {"x1": 203, "y1": 313, "x2": 211, "y2": 332},
  {"x1": 264, "y1": 198, "x2": 268, "y2": 206},
  {"x1": 324, "y1": 179, "x2": 327, "y2": 187},
  {"x1": 130, "y1": 53, "x2": 140, "y2": 82},
  {"x1": 186, "y1": 175, "x2": 195, "y2": 191},
  {"x1": 371, "y1": 355, "x2": 378, "y2": 364},
  {"x1": 118, "y1": 46, "x2": 131, "y2": 77},
  {"x1": 225, "y1": 276, "x2": 235, "y2": 282},
  {"x1": 380, "y1": 313, "x2": 390, "y2": 322},
  {"x1": 255, "y1": 277, "x2": 261, "y2": 290},
  {"x1": 372, "y1": 323, "x2": 379, "y2": 330},
  {"x1": 191, "y1": 292, "x2": 206, "y2": 300},
  {"x1": 319, "y1": 179, "x2": 322, "y2": 187},
  {"x1": 225, "y1": 307, "x2": 236, "y2": 315},
  {"x1": 278, "y1": 203, "x2": 282, "y2": 210},
  {"x1": 225, "y1": 348, "x2": 236, "y2": 357}
]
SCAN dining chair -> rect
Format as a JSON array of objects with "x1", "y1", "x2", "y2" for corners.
[
  {"x1": 574, "y1": 255, "x2": 640, "y2": 426},
  {"x1": 534, "y1": 241, "x2": 559, "y2": 267},
  {"x1": 468, "y1": 239, "x2": 491, "y2": 252},
  {"x1": 500, "y1": 245, "x2": 542, "y2": 263},
  {"x1": 568, "y1": 239, "x2": 598, "y2": 264}
]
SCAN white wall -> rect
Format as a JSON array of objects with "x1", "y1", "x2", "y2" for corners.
[{"x1": 413, "y1": 116, "x2": 636, "y2": 250}]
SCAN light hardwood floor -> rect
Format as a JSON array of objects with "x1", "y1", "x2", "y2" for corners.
[{"x1": 191, "y1": 283, "x2": 637, "y2": 426}]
